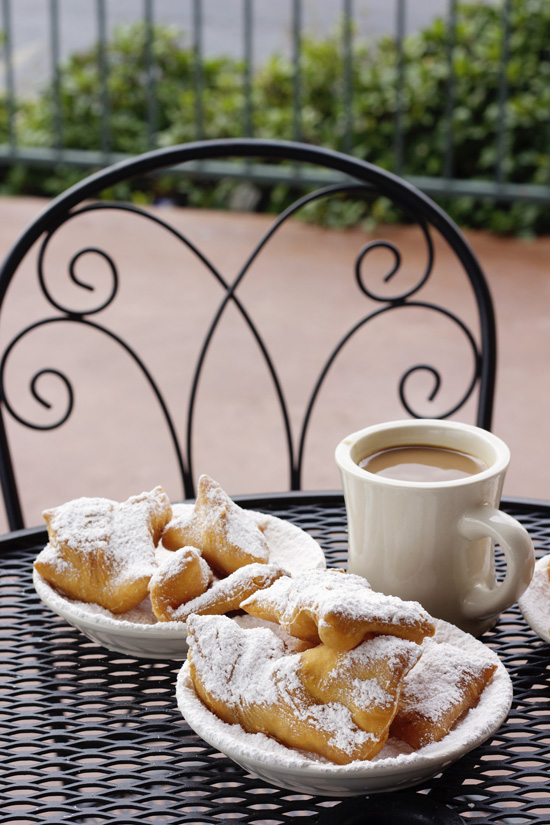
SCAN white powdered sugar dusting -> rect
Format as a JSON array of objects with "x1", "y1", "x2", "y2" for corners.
[
  {"x1": 397, "y1": 637, "x2": 496, "y2": 723},
  {"x1": 186, "y1": 614, "x2": 379, "y2": 755},
  {"x1": 200, "y1": 477, "x2": 269, "y2": 562},
  {"x1": 168, "y1": 562, "x2": 286, "y2": 621},
  {"x1": 42, "y1": 490, "x2": 162, "y2": 584},
  {"x1": 334, "y1": 635, "x2": 421, "y2": 710},
  {"x1": 241, "y1": 568, "x2": 432, "y2": 635},
  {"x1": 188, "y1": 613, "x2": 285, "y2": 707}
]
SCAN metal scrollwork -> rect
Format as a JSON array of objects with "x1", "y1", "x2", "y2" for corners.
[
  {"x1": 395, "y1": 305, "x2": 480, "y2": 420},
  {"x1": 0, "y1": 322, "x2": 75, "y2": 430},
  {"x1": 354, "y1": 226, "x2": 433, "y2": 303},
  {"x1": 38, "y1": 236, "x2": 119, "y2": 316}
]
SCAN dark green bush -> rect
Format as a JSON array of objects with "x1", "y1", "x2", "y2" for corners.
[{"x1": 0, "y1": 0, "x2": 549, "y2": 235}]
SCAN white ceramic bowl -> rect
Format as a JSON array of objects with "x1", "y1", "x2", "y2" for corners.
[
  {"x1": 518, "y1": 554, "x2": 550, "y2": 643},
  {"x1": 176, "y1": 620, "x2": 512, "y2": 796},
  {"x1": 33, "y1": 506, "x2": 326, "y2": 659}
]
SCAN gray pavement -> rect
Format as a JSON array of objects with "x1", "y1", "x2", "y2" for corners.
[{"x1": 0, "y1": 195, "x2": 548, "y2": 532}]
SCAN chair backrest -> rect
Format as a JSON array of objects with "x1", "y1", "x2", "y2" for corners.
[{"x1": 0, "y1": 138, "x2": 496, "y2": 530}]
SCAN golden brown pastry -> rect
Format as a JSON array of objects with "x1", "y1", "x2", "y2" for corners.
[
  {"x1": 241, "y1": 568, "x2": 435, "y2": 650},
  {"x1": 161, "y1": 474, "x2": 269, "y2": 575},
  {"x1": 186, "y1": 613, "x2": 422, "y2": 764},
  {"x1": 149, "y1": 546, "x2": 213, "y2": 621},
  {"x1": 34, "y1": 486, "x2": 172, "y2": 613},
  {"x1": 156, "y1": 562, "x2": 287, "y2": 622},
  {"x1": 390, "y1": 638, "x2": 497, "y2": 748}
]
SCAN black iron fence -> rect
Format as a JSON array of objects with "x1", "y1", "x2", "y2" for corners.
[{"x1": 0, "y1": 0, "x2": 549, "y2": 212}]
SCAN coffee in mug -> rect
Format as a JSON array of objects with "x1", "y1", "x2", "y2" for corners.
[
  {"x1": 358, "y1": 444, "x2": 488, "y2": 482},
  {"x1": 335, "y1": 419, "x2": 535, "y2": 636}
]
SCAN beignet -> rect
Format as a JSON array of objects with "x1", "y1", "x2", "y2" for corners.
[
  {"x1": 35, "y1": 486, "x2": 172, "y2": 613},
  {"x1": 186, "y1": 613, "x2": 421, "y2": 764},
  {"x1": 241, "y1": 568, "x2": 435, "y2": 650},
  {"x1": 390, "y1": 638, "x2": 497, "y2": 748},
  {"x1": 149, "y1": 546, "x2": 213, "y2": 621},
  {"x1": 162, "y1": 474, "x2": 269, "y2": 575}
]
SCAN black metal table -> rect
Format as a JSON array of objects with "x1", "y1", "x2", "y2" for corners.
[{"x1": 1, "y1": 492, "x2": 550, "y2": 825}]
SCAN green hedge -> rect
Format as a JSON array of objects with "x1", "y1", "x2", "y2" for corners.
[{"x1": 1, "y1": 0, "x2": 550, "y2": 235}]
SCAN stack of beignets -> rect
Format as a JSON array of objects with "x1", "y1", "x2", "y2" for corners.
[
  {"x1": 187, "y1": 612, "x2": 422, "y2": 764},
  {"x1": 186, "y1": 568, "x2": 498, "y2": 764},
  {"x1": 34, "y1": 474, "x2": 288, "y2": 623}
]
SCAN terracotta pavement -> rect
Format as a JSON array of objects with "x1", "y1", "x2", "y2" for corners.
[{"x1": 0, "y1": 195, "x2": 549, "y2": 533}]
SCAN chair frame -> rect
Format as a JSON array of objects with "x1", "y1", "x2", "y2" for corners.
[{"x1": 0, "y1": 138, "x2": 496, "y2": 530}]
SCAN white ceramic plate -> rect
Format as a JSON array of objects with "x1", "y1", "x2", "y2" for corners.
[
  {"x1": 176, "y1": 620, "x2": 512, "y2": 797},
  {"x1": 33, "y1": 506, "x2": 326, "y2": 659},
  {"x1": 518, "y1": 554, "x2": 550, "y2": 644}
]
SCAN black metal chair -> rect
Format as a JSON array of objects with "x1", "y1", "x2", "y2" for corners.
[{"x1": 0, "y1": 138, "x2": 496, "y2": 530}]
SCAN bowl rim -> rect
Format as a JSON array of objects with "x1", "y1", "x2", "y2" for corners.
[{"x1": 518, "y1": 553, "x2": 550, "y2": 644}]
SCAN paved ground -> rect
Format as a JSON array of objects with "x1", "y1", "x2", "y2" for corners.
[{"x1": 0, "y1": 195, "x2": 548, "y2": 532}]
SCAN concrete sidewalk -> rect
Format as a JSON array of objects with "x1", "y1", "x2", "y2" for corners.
[{"x1": 0, "y1": 195, "x2": 548, "y2": 532}]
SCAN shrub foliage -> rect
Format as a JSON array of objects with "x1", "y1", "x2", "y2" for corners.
[{"x1": 1, "y1": 0, "x2": 549, "y2": 235}]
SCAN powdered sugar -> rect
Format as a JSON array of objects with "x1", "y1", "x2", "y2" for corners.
[
  {"x1": 331, "y1": 635, "x2": 421, "y2": 711},
  {"x1": 168, "y1": 562, "x2": 285, "y2": 621},
  {"x1": 44, "y1": 488, "x2": 168, "y2": 583},
  {"x1": 397, "y1": 637, "x2": 496, "y2": 724},
  {"x1": 169, "y1": 503, "x2": 326, "y2": 574}
]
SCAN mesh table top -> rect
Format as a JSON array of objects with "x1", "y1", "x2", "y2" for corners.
[{"x1": 1, "y1": 492, "x2": 550, "y2": 825}]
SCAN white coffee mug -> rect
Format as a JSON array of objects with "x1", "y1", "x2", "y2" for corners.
[{"x1": 335, "y1": 419, "x2": 535, "y2": 636}]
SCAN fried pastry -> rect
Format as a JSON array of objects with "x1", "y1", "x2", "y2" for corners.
[
  {"x1": 158, "y1": 562, "x2": 287, "y2": 622},
  {"x1": 162, "y1": 474, "x2": 269, "y2": 575},
  {"x1": 390, "y1": 638, "x2": 497, "y2": 748},
  {"x1": 149, "y1": 546, "x2": 213, "y2": 621},
  {"x1": 186, "y1": 613, "x2": 421, "y2": 764},
  {"x1": 241, "y1": 568, "x2": 435, "y2": 650},
  {"x1": 34, "y1": 486, "x2": 172, "y2": 613}
]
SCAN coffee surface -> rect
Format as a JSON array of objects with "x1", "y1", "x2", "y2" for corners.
[{"x1": 358, "y1": 444, "x2": 487, "y2": 482}]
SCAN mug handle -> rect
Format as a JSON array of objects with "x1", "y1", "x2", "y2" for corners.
[{"x1": 459, "y1": 504, "x2": 535, "y2": 621}]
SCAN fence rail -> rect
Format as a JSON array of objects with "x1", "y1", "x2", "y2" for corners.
[{"x1": 0, "y1": 0, "x2": 549, "y2": 208}]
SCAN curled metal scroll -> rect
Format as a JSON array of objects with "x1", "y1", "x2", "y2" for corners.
[
  {"x1": 0, "y1": 315, "x2": 187, "y2": 491},
  {"x1": 38, "y1": 240, "x2": 119, "y2": 317},
  {"x1": 2, "y1": 200, "x2": 306, "y2": 497},
  {"x1": 354, "y1": 235, "x2": 433, "y2": 303},
  {"x1": 1, "y1": 321, "x2": 74, "y2": 430},
  {"x1": 296, "y1": 300, "x2": 481, "y2": 481}
]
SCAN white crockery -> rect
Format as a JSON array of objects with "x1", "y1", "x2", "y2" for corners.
[
  {"x1": 33, "y1": 506, "x2": 326, "y2": 659},
  {"x1": 335, "y1": 419, "x2": 535, "y2": 636},
  {"x1": 176, "y1": 620, "x2": 512, "y2": 797},
  {"x1": 518, "y1": 554, "x2": 550, "y2": 644}
]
